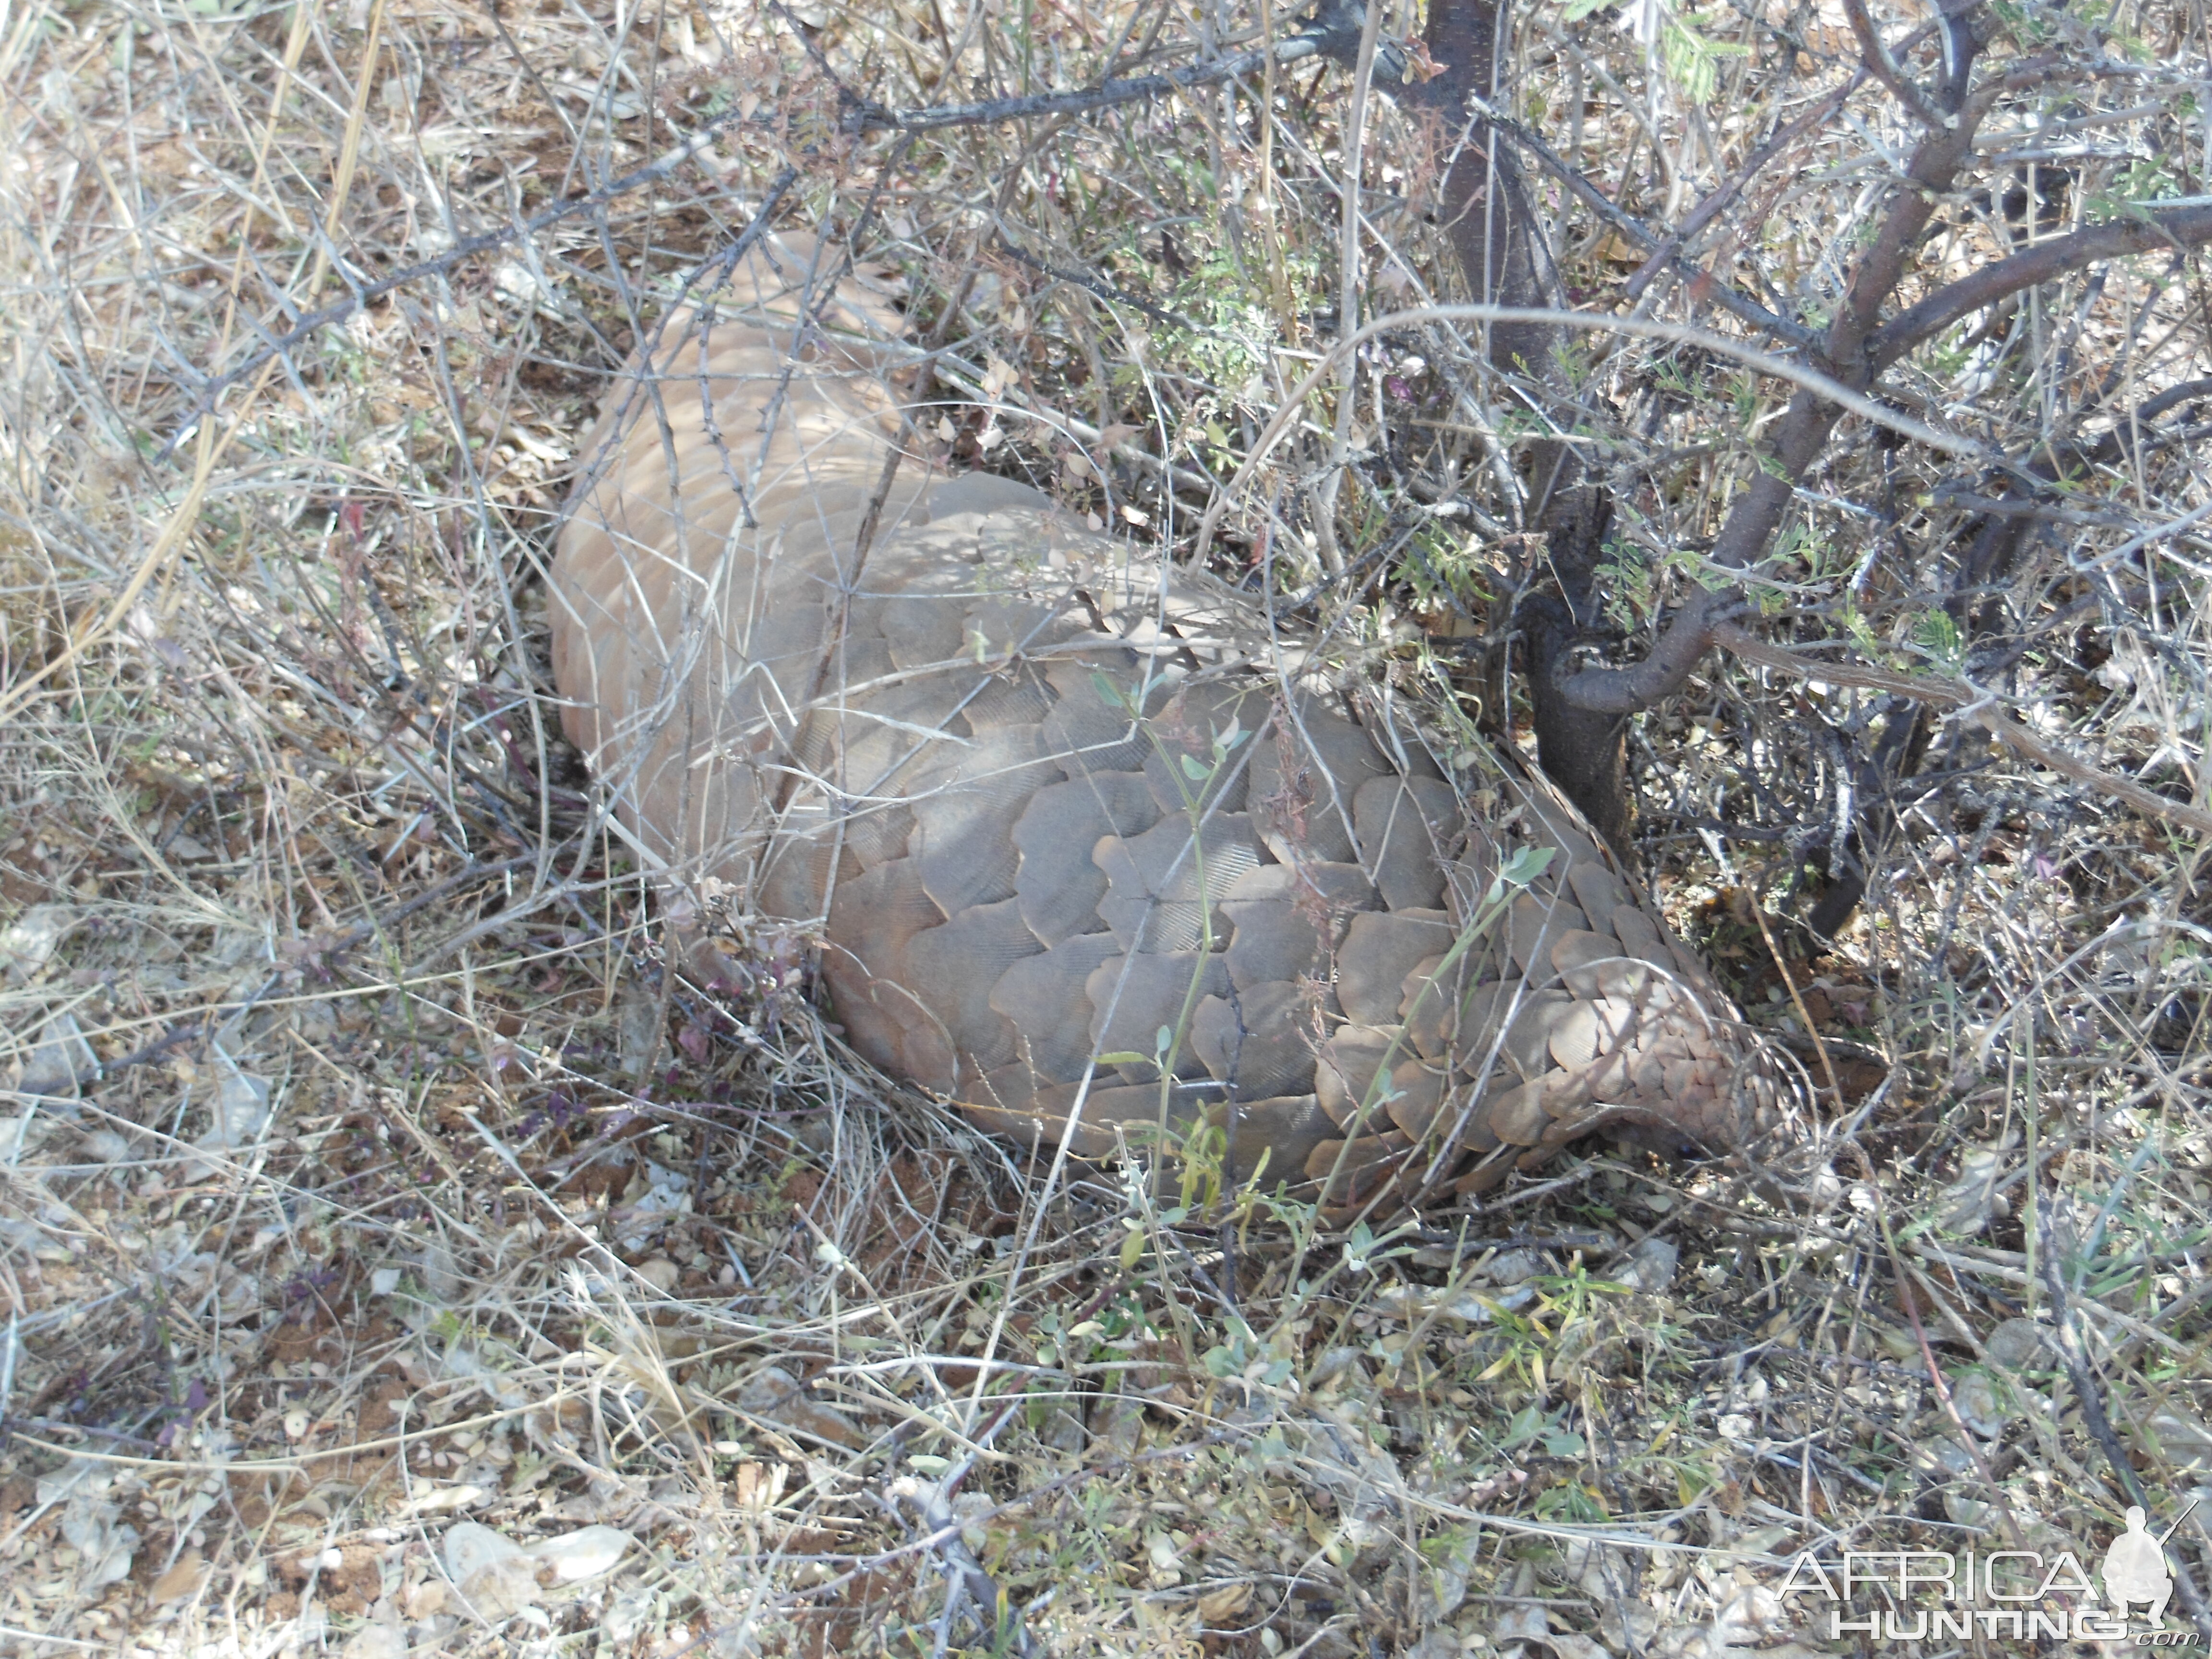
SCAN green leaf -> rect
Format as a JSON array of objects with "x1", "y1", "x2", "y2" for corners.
[
  {"x1": 1092, "y1": 671, "x2": 1135, "y2": 713},
  {"x1": 1343, "y1": 1219, "x2": 1378, "y2": 1273},
  {"x1": 1499, "y1": 845, "x2": 1557, "y2": 890},
  {"x1": 1093, "y1": 1051, "x2": 1152, "y2": 1068}
]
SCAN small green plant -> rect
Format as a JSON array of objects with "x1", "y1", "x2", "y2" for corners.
[
  {"x1": 1395, "y1": 519, "x2": 1492, "y2": 612},
  {"x1": 1159, "y1": 242, "x2": 1323, "y2": 394},
  {"x1": 1910, "y1": 607, "x2": 1965, "y2": 673},
  {"x1": 1660, "y1": 543, "x2": 1731, "y2": 593},
  {"x1": 1500, "y1": 1400, "x2": 1586, "y2": 1457},
  {"x1": 1534, "y1": 1481, "x2": 1610, "y2": 1522},
  {"x1": 1598, "y1": 537, "x2": 1658, "y2": 628},
  {"x1": 1200, "y1": 1317, "x2": 1295, "y2": 1390},
  {"x1": 1649, "y1": 357, "x2": 1703, "y2": 401},
  {"x1": 1662, "y1": 14, "x2": 1751, "y2": 102},
  {"x1": 1531, "y1": 1264, "x2": 1632, "y2": 1325},
  {"x1": 2089, "y1": 157, "x2": 2182, "y2": 218},
  {"x1": 1730, "y1": 372, "x2": 1760, "y2": 428},
  {"x1": 1556, "y1": 0, "x2": 1747, "y2": 98}
]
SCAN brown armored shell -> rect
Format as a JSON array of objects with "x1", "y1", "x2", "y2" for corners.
[{"x1": 550, "y1": 232, "x2": 1786, "y2": 1211}]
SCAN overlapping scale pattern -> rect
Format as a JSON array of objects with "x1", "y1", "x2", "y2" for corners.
[{"x1": 549, "y1": 232, "x2": 1789, "y2": 1212}]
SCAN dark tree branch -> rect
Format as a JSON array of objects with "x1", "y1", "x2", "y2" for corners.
[
  {"x1": 1472, "y1": 96, "x2": 1820, "y2": 349},
  {"x1": 1412, "y1": 0, "x2": 1636, "y2": 852},
  {"x1": 1804, "y1": 362, "x2": 2212, "y2": 931},
  {"x1": 1711, "y1": 623, "x2": 2212, "y2": 840},
  {"x1": 1870, "y1": 202, "x2": 2212, "y2": 368},
  {"x1": 1841, "y1": 0, "x2": 1949, "y2": 130},
  {"x1": 1623, "y1": 74, "x2": 1863, "y2": 302},
  {"x1": 842, "y1": 27, "x2": 1391, "y2": 134},
  {"x1": 156, "y1": 14, "x2": 1405, "y2": 459},
  {"x1": 1556, "y1": 35, "x2": 2001, "y2": 719},
  {"x1": 2121, "y1": 374, "x2": 2212, "y2": 427},
  {"x1": 2043, "y1": 1246, "x2": 2212, "y2": 1636},
  {"x1": 1550, "y1": 590, "x2": 1743, "y2": 717},
  {"x1": 992, "y1": 234, "x2": 1207, "y2": 332}
]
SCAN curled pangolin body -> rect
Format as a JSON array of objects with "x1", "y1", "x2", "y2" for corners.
[{"x1": 548, "y1": 232, "x2": 1789, "y2": 1209}]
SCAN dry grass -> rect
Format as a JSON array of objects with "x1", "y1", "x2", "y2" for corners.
[{"x1": 1, "y1": 0, "x2": 2209, "y2": 1654}]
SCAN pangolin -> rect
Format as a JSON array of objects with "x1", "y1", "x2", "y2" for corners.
[{"x1": 547, "y1": 230, "x2": 1791, "y2": 1212}]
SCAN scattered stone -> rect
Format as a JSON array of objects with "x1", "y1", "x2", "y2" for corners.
[
  {"x1": 736, "y1": 1367, "x2": 859, "y2": 1447},
  {"x1": 0, "y1": 904, "x2": 74, "y2": 980},
  {"x1": 341, "y1": 1617, "x2": 407, "y2": 1659},
  {"x1": 1613, "y1": 1236, "x2": 1679, "y2": 1294},
  {"x1": 191, "y1": 1049, "x2": 272, "y2": 1159},
  {"x1": 1934, "y1": 1142, "x2": 2010, "y2": 1235},
  {"x1": 18, "y1": 1014, "x2": 97, "y2": 1097},
  {"x1": 149, "y1": 1548, "x2": 206, "y2": 1606},
  {"x1": 527, "y1": 1525, "x2": 633, "y2": 1583},
  {"x1": 1985, "y1": 1317, "x2": 2049, "y2": 1368},
  {"x1": 1952, "y1": 1369, "x2": 2011, "y2": 1438},
  {"x1": 1485, "y1": 1250, "x2": 1542, "y2": 1286},
  {"x1": 77, "y1": 1129, "x2": 133, "y2": 1163},
  {"x1": 445, "y1": 1521, "x2": 539, "y2": 1622},
  {"x1": 2143, "y1": 1408, "x2": 2212, "y2": 1473}
]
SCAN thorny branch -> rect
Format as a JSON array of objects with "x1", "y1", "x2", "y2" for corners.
[
  {"x1": 2043, "y1": 1245, "x2": 2212, "y2": 1636},
  {"x1": 155, "y1": 153, "x2": 802, "y2": 459},
  {"x1": 151, "y1": 15, "x2": 1387, "y2": 460},
  {"x1": 1552, "y1": 36, "x2": 2007, "y2": 723},
  {"x1": 1871, "y1": 202, "x2": 2212, "y2": 367},
  {"x1": 1709, "y1": 623, "x2": 2212, "y2": 838}
]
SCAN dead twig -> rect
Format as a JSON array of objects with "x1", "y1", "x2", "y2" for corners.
[
  {"x1": 890, "y1": 1441, "x2": 1041, "y2": 1659},
  {"x1": 151, "y1": 156, "x2": 805, "y2": 462},
  {"x1": 1712, "y1": 622, "x2": 2212, "y2": 837},
  {"x1": 2042, "y1": 1243, "x2": 2212, "y2": 1636}
]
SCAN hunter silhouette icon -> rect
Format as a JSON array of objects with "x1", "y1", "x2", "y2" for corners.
[{"x1": 2102, "y1": 1505, "x2": 2178, "y2": 1627}]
